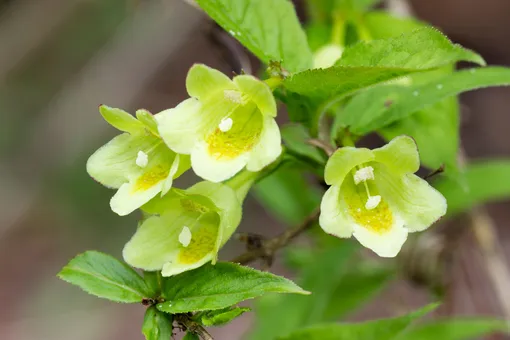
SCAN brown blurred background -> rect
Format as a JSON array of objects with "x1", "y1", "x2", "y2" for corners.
[{"x1": 1, "y1": 0, "x2": 510, "y2": 339}]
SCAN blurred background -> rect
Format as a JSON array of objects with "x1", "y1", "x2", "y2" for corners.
[{"x1": 1, "y1": 0, "x2": 510, "y2": 339}]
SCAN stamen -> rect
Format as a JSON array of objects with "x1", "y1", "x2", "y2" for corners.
[
  {"x1": 135, "y1": 150, "x2": 148, "y2": 168},
  {"x1": 365, "y1": 195, "x2": 381, "y2": 210},
  {"x1": 223, "y1": 90, "x2": 243, "y2": 104},
  {"x1": 218, "y1": 117, "x2": 233, "y2": 132},
  {"x1": 178, "y1": 226, "x2": 192, "y2": 247},
  {"x1": 353, "y1": 166, "x2": 375, "y2": 184}
]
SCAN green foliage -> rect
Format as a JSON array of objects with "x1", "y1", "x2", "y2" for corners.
[
  {"x1": 281, "y1": 124, "x2": 327, "y2": 164},
  {"x1": 284, "y1": 28, "x2": 484, "y2": 99},
  {"x1": 254, "y1": 162, "x2": 322, "y2": 225},
  {"x1": 250, "y1": 242, "x2": 358, "y2": 339},
  {"x1": 57, "y1": 251, "x2": 152, "y2": 303},
  {"x1": 396, "y1": 319, "x2": 509, "y2": 340},
  {"x1": 156, "y1": 262, "x2": 307, "y2": 314},
  {"x1": 337, "y1": 67, "x2": 510, "y2": 135},
  {"x1": 363, "y1": 11, "x2": 425, "y2": 39},
  {"x1": 142, "y1": 307, "x2": 173, "y2": 340},
  {"x1": 195, "y1": 307, "x2": 251, "y2": 326},
  {"x1": 182, "y1": 332, "x2": 200, "y2": 340},
  {"x1": 434, "y1": 160, "x2": 510, "y2": 216},
  {"x1": 195, "y1": 0, "x2": 312, "y2": 73},
  {"x1": 277, "y1": 303, "x2": 438, "y2": 340}
]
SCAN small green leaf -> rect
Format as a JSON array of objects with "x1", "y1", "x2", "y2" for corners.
[
  {"x1": 144, "y1": 271, "x2": 163, "y2": 297},
  {"x1": 281, "y1": 124, "x2": 326, "y2": 164},
  {"x1": 195, "y1": 0, "x2": 312, "y2": 73},
  {"x1": 99, "y1": 105, "x2": 143, "y2": 134},
  {"x1": 253, "y1": 163, "x2": 322, "y2": 225},
  {"x1": 363, "y1": 11, "x2": 426, "y2": 39},
  {"x1": 58, "y1": 251, "x2": 152, "y2": 303},
  {"x1": 156, "y1": 262, "x2": 307, "y2": 314},
  {"x1": 136, "y1": 109, "x2": 159, "y2": 136},
  {"x1": 277, "y1": 303, "x2": 438, "y2": 340},
  {"x1": 396, "y1": 319, "x2": 509, "y2": 340},
  {"x1": 196, "y1": 307, "x2": 251, "y2": 326},
  {"x1": 338, "y1": 67, "x2": 510, "y2": 135},
  {"x1": 284, "y1": 28, "x2": 484, "y2": 99},
  {"x1": 434, "y1": 160, "x2": 510, "y2": 216},
  {"x1": 142, "y1": 307, "x2": 173, "y2": 340},
  {"x1": 183, "y1": 333, "x2": 200, "y2": 340}
]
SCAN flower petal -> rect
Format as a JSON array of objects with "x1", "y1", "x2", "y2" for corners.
[
  {"x1": 233, "y1": 75, "x2": 277, "y2": 117},
  {"x1": 246, "y1": 117, "x2": 282, "y2": 172},
  {"x1": 186, "y1": 64, "x2": 235, "y2": 102},
  {"x1": 373, "y1": 135, "x2": 420, "y2": 174},
  {"x1": 123, "y1": 211, "x2": 182, "y2": 271},
  {"x1": 86, "y1": 133, "x2": 159, "y2": 189},
  {"x1": 352, "y1": 217, "x2": 408, "y2": 257},
  {"x1": 156, "y1": 98, "x2": 204, "y2": 154},
  {"x1": 110, "y1": 143, "x2": 176, "y2": 215},
  {"x1": 374, "y1": 164, "x2": 447, "y2": 232},
  {"x1": 191, "y1": 140, "x2": 249, "y2": 182},
  {"x1": 136, "y1": 109, "x2": 159, "y2": 137},
  {"x1": 187, "y1": 181, "x2": 242, "y2": 254},
  {"x1": 319, "y1": 185, "x2": 354, "y2": 238},
  {"x1": 99, "y1": 105, "x2": 144, "y2": 134},
  {"x1": 324, "y1": 147, "x2": 375, "y2": 186}
]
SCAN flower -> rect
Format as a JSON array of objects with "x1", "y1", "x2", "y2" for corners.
[
  {"x1": 87, "y1": 105, "x2": 190, "y2": 216},
  {"x1": 122, "y1": 172, "x2": 255, "y2": 276},
  {"x1": 313, "y1": 43, "x2": 344, "y2": 69},
  {"x1": 156, "y1": 64, "x2": 282, "y2": 183},
  {"x1": 319, "y1": 136, "x2": 447, "y2": 257}
]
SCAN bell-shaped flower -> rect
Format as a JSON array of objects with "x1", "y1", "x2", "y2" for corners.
[
  {"x1": 87, "y1": 105, "x2": 190, "y2": 216},
  {"x1": 319, "y1": 136, "x2": 447, "y2": 257},
  {"x1": 156, "y1": 64, "x2": 282, "y2": 183},
  {"x1": 313, "y1": 43, "x2": 344, "y2": 69},
  {"x1": 122, "y1": 171, "x2": 255, "y2": 276}
]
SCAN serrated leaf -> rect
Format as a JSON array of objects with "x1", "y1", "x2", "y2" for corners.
[
  {"x1": 58, "y1": 251, "x2": 152, "y2": 303},
  {"x1": 277, "y1": 303, "x2": 438, "y2": 340},
  {"x1": 396, "y1": 319, "x2": 509, "y2": 340},
  {"x1": 283, "y1": 28, "x2": 484, "y2": 99},
  {"x1": 156, "y1": 262, "x2": 307, "y2": 314},
  {"x1": 253, "y1": 162, "x2": 322, "y2": 225},
  {"x1": 281, "y1": 124, "x2": 326, "y2": 164},
  {"x1": 363, "y1": 11, "x2": 426, "y2": 39},
  {"x1": 144, "y1": 271, "x2": 163, "y2": 297},
  {"x1": 338, "y1": 67, "x2": 510, "y2": 135},
  {"x1": 142, "y1": 307, "x2": 173, "y2": 340},
  {"x1": 195, "y1": 0, "x2": 312, "y2": 73},
  {"x1": 197, "y1": 306, "x2": 250, "y2": 326},
  {"x1": 434, "y1": 160, "x2": 510, "y2": 216}
]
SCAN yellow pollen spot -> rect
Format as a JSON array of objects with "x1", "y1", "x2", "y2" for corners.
[
  {"x1": 346, "y1": 193, "x2": 393, "y2": 234},
  {"x1": 177, "y1": 223, "x2": 217, "y2": 264},
  {"x1": 132, "y1": 165, "x2": 169, "y2": 192},
  {"x1": 180, "y1": 198, "x2": 210, "y2": 213},
  {"x1": 206, "y1": 107, "x2": 263, "y2": 160}
]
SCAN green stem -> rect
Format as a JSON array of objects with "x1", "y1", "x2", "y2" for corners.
[
  {"x1": 331, "y1": 12, "x2": 346, "y2": 46},
  {"x1": 341, "y1": 131, "x2": 355, "y2": 147}
]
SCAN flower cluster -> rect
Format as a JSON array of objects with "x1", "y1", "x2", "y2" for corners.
[{"x1": 88, "y1": 64, "x2": 446, "y2": 277}]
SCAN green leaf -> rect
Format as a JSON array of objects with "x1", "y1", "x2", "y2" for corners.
[
  {"x1": 57, "y1": 251, "x2": 152, "y2": 303},
  {"x1": 156, "y1": 262, "x2": 307, "y2": 314},
  {"x1": 363, "y1": 11, "x2": 426, "y2": 39},
  {"x1": 338, "y1": 67, "x2": 510, "y2": 135},
  {"x1": 195, "y1": 0, "x2": 312, "y2": 73},
  {"x1": 283, "y1": 28, "x2": 484, "y2": 99},
  {"x1": 323, "y1": 265, "x2": 394, "y2": 320},
  {"x1": 142, "y1": 307, "x2": 173, "y2": 340},
  {"x1": 183, "y1": 333, "x2": 200, "y2": 340},
  {"x1": 434, "y1": 160, "x2": 510, "y2": 216},
  {"x1": 144, "y1": 271, "x2": 163, "y2": 297},
  {"x1": 380, "y1": 98, "x2": 459, "y2": 173},
  {"x1": 196, "y1": 306, "x2": 251, "y2": 326},
  {"x1": 396, "y1": 319, "x2": 509, "y2": 340},
  {"x1": 281, "y1": 124, "x2": 326, "y2": 164},
  {"x1": 253, "y1": 162, "x2": 322, "y2": 225},
  {"x1": 277, "y1": 303, "x2": 438, "y2": 340},
  {"x1": 249, "y1": 242, "x2": 358, "y2": 340}
]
